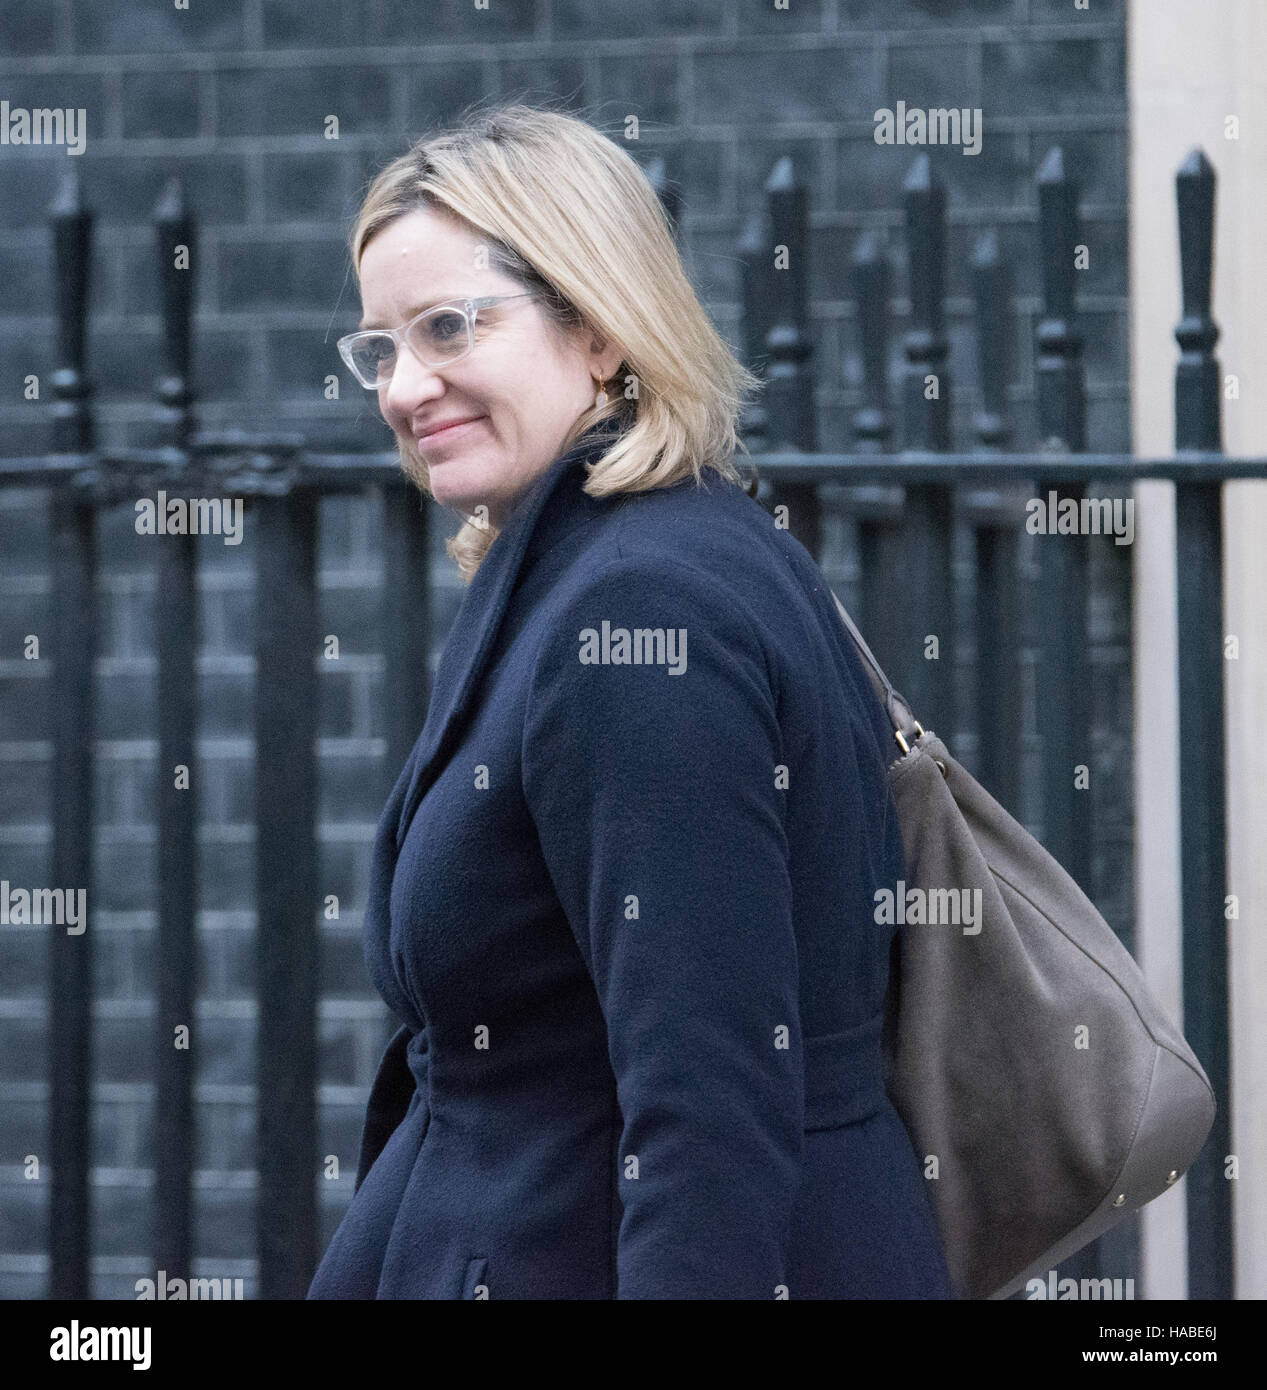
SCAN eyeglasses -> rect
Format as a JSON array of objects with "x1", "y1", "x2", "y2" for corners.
[{"x1": 337, "y1": 294, "x2": 535, "y2": 389}]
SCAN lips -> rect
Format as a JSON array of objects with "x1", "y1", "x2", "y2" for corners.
[{"x1": 414, "y1": 415, "x2": 486, "y2": 444}]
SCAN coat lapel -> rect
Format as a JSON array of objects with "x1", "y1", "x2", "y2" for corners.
[{"x1": 393, "y1": 416, "x2": 626, "y2": 852}]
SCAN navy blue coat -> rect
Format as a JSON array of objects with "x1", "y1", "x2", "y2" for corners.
[{"x1": 307, "y1": 416, "x2": 953, "y2": 1300}]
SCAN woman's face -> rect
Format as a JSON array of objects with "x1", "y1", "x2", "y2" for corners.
[{"x1": 357, "y1": 207, "x2": 621, "y2": 530}]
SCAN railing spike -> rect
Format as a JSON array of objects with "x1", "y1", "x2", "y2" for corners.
[{"x1": 1173, "y1": 143, "x2": 1231, "y2": 1299}]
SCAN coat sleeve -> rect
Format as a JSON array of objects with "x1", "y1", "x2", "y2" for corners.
[{"x1": 521, "y1": 556, "x2": 804, "y2": 1299}]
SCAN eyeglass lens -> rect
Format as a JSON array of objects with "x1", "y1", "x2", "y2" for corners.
[{"x1": 349, "y1": 306, "x2": 472, "y2": 385}]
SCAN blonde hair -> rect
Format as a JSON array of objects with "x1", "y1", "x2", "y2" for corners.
[{"x1": 348, "y1": 101, "x2": 763, "y2": 581}]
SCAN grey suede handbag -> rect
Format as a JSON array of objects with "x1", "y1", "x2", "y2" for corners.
[{"x1": 831, "y1": 591, "x2": 1217, "y2": 1301}]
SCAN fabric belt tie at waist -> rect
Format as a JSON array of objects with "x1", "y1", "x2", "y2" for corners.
[
  {"x1": 401, "y1": 1017, "x2": 887, "y2": 1131},
  {"x1": 406, "y1": 1027, "x2": 430, "y2": 1096},
  {"x1": 803, "y1": 1014, "x2": 888, "y2": 1131}
]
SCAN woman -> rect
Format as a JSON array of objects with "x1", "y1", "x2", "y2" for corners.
[{"x1": 307, "y1": 103, "x2": 952, "y2": 1301}]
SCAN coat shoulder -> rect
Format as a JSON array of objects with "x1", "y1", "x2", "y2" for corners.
[{"x1": 542, "y1": 471, "x2": 828, "y2": 661}]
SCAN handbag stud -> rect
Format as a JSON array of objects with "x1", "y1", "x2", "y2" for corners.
[
  {"x1": 1166, "y1": 1170, "x2": 1178, "y2": 1185},
  {"x1": 1112, "y1": 1193, "x2": 1126, "y2": 1207}
]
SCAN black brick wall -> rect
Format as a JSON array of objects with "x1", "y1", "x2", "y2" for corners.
[{"x1": 0, "y1": 0, "x2": 1131, "y2": 1297}]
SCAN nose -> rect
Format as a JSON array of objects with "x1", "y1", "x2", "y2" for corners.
[{"x1": 381, "y1": 343, "x2": 444, "y2": 421}]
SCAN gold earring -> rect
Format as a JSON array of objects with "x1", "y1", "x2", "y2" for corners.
[{"x1": 594, "y1": 376, "x2": 609, "y2": 408}]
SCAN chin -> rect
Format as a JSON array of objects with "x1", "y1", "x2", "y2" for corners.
[
  {"x1": 400, "y1": 445, "x2": 472, "y2": 502},
  {"x1": 429, "y1": 475, "x2": 497, "y2": 524},
  {"x1": 399, "y1": 441, "x2": 508, "y2": 518}
]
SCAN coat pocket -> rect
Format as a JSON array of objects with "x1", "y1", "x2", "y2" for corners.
[{"x1": 461, "y1": 1256, "x2": 489, "y2": 1300}]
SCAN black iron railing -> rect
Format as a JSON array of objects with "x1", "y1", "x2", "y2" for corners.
[{"x1": 1, "y1": 145, "x2": 1251, "y2": 1299}]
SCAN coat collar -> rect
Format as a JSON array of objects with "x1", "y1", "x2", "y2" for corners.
[{"x1": 393, "y1": 414, "x2": 628, "y2": 851}]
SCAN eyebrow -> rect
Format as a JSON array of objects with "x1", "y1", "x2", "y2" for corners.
[{"x1": 357, "y1": 294, "x2": 468, "y2": 332}]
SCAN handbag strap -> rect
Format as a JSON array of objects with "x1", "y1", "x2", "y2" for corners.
[{"x1": 829, "y1": 590, "x2": 924, "y2": 753}]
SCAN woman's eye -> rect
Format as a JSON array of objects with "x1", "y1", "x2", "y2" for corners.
[{"x1": 426, "y1": 312, "x2": 465, "y2": 342}]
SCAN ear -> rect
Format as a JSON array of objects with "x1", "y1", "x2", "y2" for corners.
[
  {"x1": 587, "y1": 334, "x2": 625, "y2": 386},
  {"x1": 571, "y1": 314, "x2": 625, "y2": 389}
]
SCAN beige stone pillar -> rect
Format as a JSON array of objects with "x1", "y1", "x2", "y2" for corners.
[{"x1": 1129, "y1": 0, "x2": 1267, "y2": 1300}]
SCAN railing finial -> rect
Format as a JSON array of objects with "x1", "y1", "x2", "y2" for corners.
[
  {"x1": 153, "y1": 176, "x2": 197, "y2": 448},
  {"x1": 1034, "y1": 145, "x2": 1086, "y2": 452},
  {"x1": 1174, "y1": 147, "x2": 1221, "y2": 452},
  {"x1": 49, "y1": 169, "x2": 94, "y2": 453},
  {"x1": 736, "y1": 210, "x2": 771, "y2": 451},
  {"x1": 901, "y1": 153, "x2": 950, "y2": 451},
  {"x1": 849, "y1": 229, "x2": 891, "y2": 452},
  {"x1": 970, "y1": 228, "x2": 1014, "y2": 451}
]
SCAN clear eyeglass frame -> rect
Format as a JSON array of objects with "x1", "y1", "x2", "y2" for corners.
[{"x1": 337, "y1": 293, "x2": 536, "y2": 389}]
